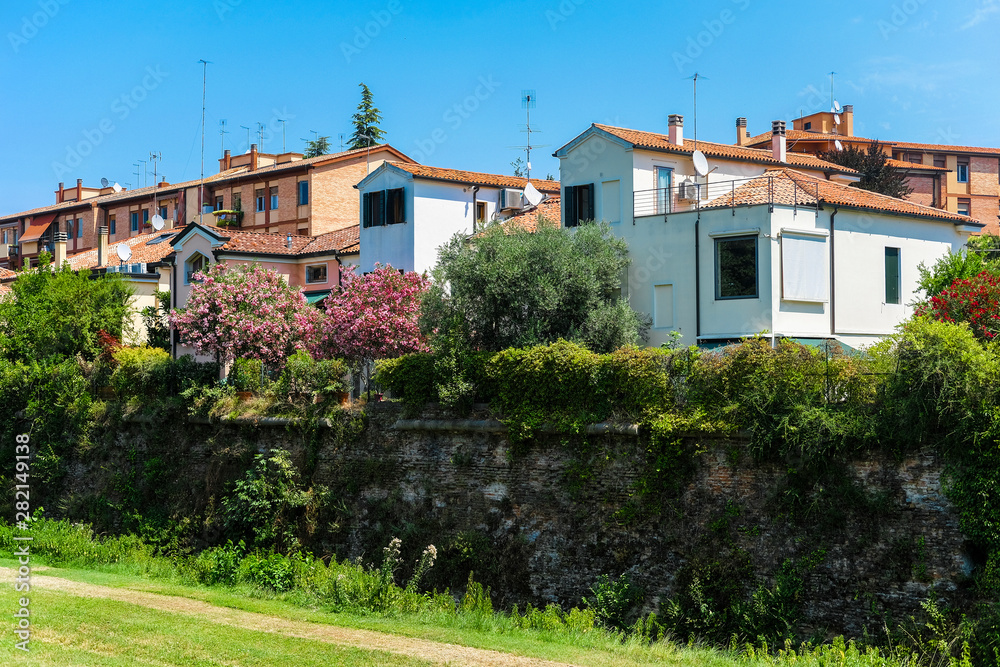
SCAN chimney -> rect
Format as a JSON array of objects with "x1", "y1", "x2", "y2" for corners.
[
  {"x1": 56, "y1": 182, "x2": 64, "y2": 204},
  {"x1": 736, "y1": 117, "x2": 748, "y2": 146},
  {"x1": 668, "y1": 114, "x2": 684, "y2": 147},
  {"x1": 842, "y1": 105, "x2": 854, "y2": 137},
  {"x1": 286, "y1": 234, "x2": 293, "y2": 249},
  {"x1": 98, "y1": 226, "x2": 109, "y2": 267},
  {"x1": 219, "y1": 149, "x2": 231, "y2": 172},
  {"x1": 76, "y1": 179, "x2": 83, "y2": 202},
  {"x1": 53, "y1": 231, "x2": 67, "y2": 266},
  {"x1": 250, "y1": 143, "x2": 258, "y2": 171},
  {"x1": 771, "y1": 120, "x2": 787, "y2": 163}
]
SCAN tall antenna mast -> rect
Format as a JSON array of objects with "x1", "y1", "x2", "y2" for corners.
[
  {"x1": 687, "y1": 72, "x2": 708, "y2": 149},
  {"x1": 136, "y1": 159, "x2": 147, "y2": 187},
  {"x1": 198, "y1": 59, "x2": 211, "y2": 225},
  {"x1": 219, "y1": 119, "x2": 229, "y2": 156},
  {"x1": 256, "y1": 122, "x2": 264, "y2": 152},
  {"x1": 149, "y1": 151, "x2": 161, "y2": 221},
  {"x1": 829, "y1": 71, "x2": 836, "y2": 111},
  {"x1": 277, "y1": 118, "x2": 287, "y2": 153},
  {"x1": 240, "y1": 125, "x2": 250, "y2": 152},
  {"x1": 521, "y1": 90, "x2": 536, "y2": 180}
]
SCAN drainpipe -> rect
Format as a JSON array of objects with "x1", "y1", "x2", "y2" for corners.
[
  {"x1": 471, "y1": 186, "x2": 480, "y2": 231},
  {"x1": 695, "y1": 213, "x2": 701, "y2": 340},
  {"x1": 829, "y1": 207, "x2": 838, "y2": 336},
  {"x1": 170, "y1": 255, "x2": 177, "y2": 359}
]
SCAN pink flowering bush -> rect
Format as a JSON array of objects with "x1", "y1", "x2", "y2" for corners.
[
  {"x1": 170, "y1": 263, "x2": 313, "y2": 366},
  {"x1": 308, "y1": 264, "x2": 429, "y2": 365}
]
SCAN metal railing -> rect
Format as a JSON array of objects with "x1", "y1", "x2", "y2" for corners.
[{"x1": 633, "y1": 175, "x2": 821, "y2": 219}]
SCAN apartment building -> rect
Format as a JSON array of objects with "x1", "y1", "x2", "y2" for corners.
[{"x1": 741, "y1": 107, "x2": 999, "y2": 232}]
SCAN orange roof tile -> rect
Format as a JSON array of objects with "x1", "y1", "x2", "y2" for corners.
[
  {"x1": 388, "y1": 162, "x2": 561, "y2": 193},
  {"x1": 704, "y1": 168, "x2": 979, "y2": 225},
  {"x1": 744, "y1": 129, "x2": 876, "y2": 148},
  {"x1": 67, "y1": 231, "x2": 179, "y2": 270},
  {"x1": 886, "y1": 158, "x2": 949, "y2": 172},
  {"x1": 0, "y1": 267, "x2": 15, "y2": 281},
  {"x1": 889, "y1": 141, "x2": 1000, "y2": 156},
  {"x1": 498, "y1": 196, "x2": 562, "y2": 233},
  {"x1": 301, "y1": 225, "x2": 360, "y2": 254},
  {"x1": 593, "y1": 124, "x2": 857, "y2": 175}
]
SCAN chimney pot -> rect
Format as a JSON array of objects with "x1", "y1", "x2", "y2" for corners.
[
  {"x1": 771, "y1": 121, "x2": 788, "y2": 163},
  {"x1": 286, "y1": 234, "x2": 293, "y2": 249},
  {"x1": 771, "y1": 120, "x2": 787, "y2": 136},
  {"x1": 736, "y1": 117, "x2": 748, "y2": 146},
  {"x1": 98, "y1": 226, "x2": 109, "y2": 267},
  {"x1": 667, "y1": 114, "x2": 684, "y2": 147},
  {"x1": 53, "y1": 232, "x2": 68, "y2": 266}
]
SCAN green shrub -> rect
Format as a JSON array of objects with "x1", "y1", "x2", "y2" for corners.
[
  {"x1": 190, "y1": 541, "x2": 245, "y2": 586},
  {"x1": 278, "y1": 350, "x2": 348, "y2": 398},
  {"x1": 239, "y1": 551, "x2": 299, "y2": 592},
  {"x1": 110, "y1": 346, "x2": 172, "y2": 399},
  {"x1": 375, "y1": 353, "x2": 437, "y2": 411},
  {"x1": 229, "y1": 357, "x2": 263, "y2": 393},
  {"x1": 583, "y1": 573, "x2": 643, "y2": 631}
]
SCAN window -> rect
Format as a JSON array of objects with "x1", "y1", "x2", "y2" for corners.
[
  {"x1": 884, "y1": 247, "x2": 900, "y2": 304},
  {"x1": 957, "y1": 198, "x2": 971, "y2": 216},
  {"x1": 66, "y1": 220, "x2": 73, "y2": 237},
  {"x1": 957, "y1": 158, "x2": 969, "y2": 183},
  {"x1": 804, "y1": 121, "x2": 812, "y2": 130},
  {"x1": 255, "y1": 189, "x2": 265, "y2": 212},
  {"x1": 715, "y1": 235, "x2": 758, "y2": 299},
  {"x1": 160, "y1": 205, "x2": 168, "y2": 220},
  {"x1": 934, "y1": 154, "x2": 946, "y2": 169},
  {"x1": 1, "y1": 230, "x2": 6, "y2": 244},
  {"x1": 386, "y1": 188, "x2": 405, "y2": 224},
  {"x1": 185, "y1": 253, "x2": 208, "y2": 284},
  {"x1": 233, "y1": 193, "x2": 242, "y2": 211},
  {"x1": 781, "y1": 233, "x2": 828, "y2": 301},
  {"x1": 655, "y1": 168, "x2": 672, "y2": 214},
  {"x1": 131, "y1": 211, "x2": 139, "y2": 232},
  {"x1": 270, "y1": 186, "x2": 278, "y2": 210},
  {"x1": 305, "y1": 264, "x2": 328, "y2": 284},
  {"x1": 362, "y1": 190, "x2": 386, "y2": 228},
  {"x1": 297, "y1": 181, "x2": 309, "y2": 206},
  {"x1": 109, "y1": 215, "x2": 116, "y2": 235},
  {"x1": 905, "y1": 152, "x2": 923, "y2": 164},
  {"x1": 143, "y1": 210, "x2": 149, "y2": 228},
  {"x1": 215, "y1": 196, "x2": 223, "y2": 211},
  {"x1": 76, "y1": 218, "x2": 83, "y2": 238},
  {"x1": 475, "y1": 202, "x2": 486, "y2": 226},
  {"x1": 563, "y1": 183, "x2": 595, "y2": 227}
]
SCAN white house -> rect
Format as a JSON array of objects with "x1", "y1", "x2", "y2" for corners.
[
  {"x1": 355, "y1": 162, "x2": 560, "y2": 274},
  {"x1": 554, "y1": 119, "x2": 983, "y2": 349}
]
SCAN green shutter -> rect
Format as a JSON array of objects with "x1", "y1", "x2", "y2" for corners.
[
  {"x1": 362, "y1": 192, "x2": 371, "y2": 228},
  {"x1": 585, "y1": 183, "x2": 595, "y2": 220},
  {"x1": 564, "y1": 186, "x2": 577, "y2": 227},
  {"x1": 885, "y1": 247, "x2": 900, "y2": 304}
]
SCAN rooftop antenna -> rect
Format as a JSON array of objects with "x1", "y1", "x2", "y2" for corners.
[
  {"x1": 521, "y1": 90, "x2": 536, "y2": 180},
  {"x1": 136, "y1": 159, "x2": 147, "y2": 187},
  {"x1": 149, "y1": 151, "x2": 162, "y2": 228},
  {"x1": 339, "y1": 133, "x2": 345, "y2": 151},
  {"x1": 277, "y1": 118, "x2": 287, "y2": 153},
  {"x1": 829, "y1": 71, "x2": 836, "y2": 112},
  {"x1": 100, "y1": 177, "x2": 110, "y2": 188},
  {"x1": 220, "y1": 119, "x2": 229, "y2": 156},
  {"x1": 198, "y1": 59, "x2": 211, "y2": 225},
  {"x1": 687, "y1": 72, "x2": 708, "y2": 149},
  {"x1": 240, "y1": 125, "x2": 251, "y2": 153},
  {"x1": 256, "y1": 122, "x2": 264, "y2": 152}
]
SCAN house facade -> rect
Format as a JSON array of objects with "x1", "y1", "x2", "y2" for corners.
[
  {"x1": 355, "y1": 162, "x2": 560, "y2": 274},
  {"x1": 555, "y1": 121, "x2": 982, "y2": 349}
]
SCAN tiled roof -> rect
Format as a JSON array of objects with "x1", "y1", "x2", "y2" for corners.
[
  {"x1": 744, "y1": 129, "x2": 876, "y2": 148},
  {"x1": 216, "y1": 229, "x2": 316, "y2": 255},
  {"x1": 593, "y1": 124, "x2": 857, "y2": 174},
  {"x1": 301, "y1": 225, "x2": 360, "y2": 254},
  {"x1": 886, "y1": 158, "x2": 949, "y2": 172},
  {"x1": 704, "y1": 168, "x2": 980, "y2": 225},
  {"x1": 217, "y1": 144, "x2": 415, "y2": 180},
  {"x1": 0, "y1": 267, "x2": 15, "y2": 281},
  {"x1": 890, "y1": 141, "x2": 1000, "y2": 156},
  {"x1": 66, "y1": 230, "x2": 180, "y2": 270},
  {"x1": 498, "y1": 196, "x2": 562, "y2": 233},
  {"x1": 388, "y1": 163, "x2": 561, "y2": 193}
]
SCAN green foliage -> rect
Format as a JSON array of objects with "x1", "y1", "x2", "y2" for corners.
[
  {"x1": 349, "y1": 82, "x2": 385, "y2": 149},
  {"x1": 422, "y1": 221, "x2": 647, "y2": 353},
  {"x1": 583, "y1": 573, "x2": 643, "y2": 630},
  {"x1": 140, "y1": 289, "x2": 171, "y2": 350},
  {"x1": 821, "y1": 140, "x2": 913, "y2": 199},
  {"x1": 917, "y1": 250, "x2": 999, "y2": 301},
  {"x1": 0, "y1": 259, "x2": 134, "y2": 362},
  {"x1": 229, "y1": 357, "x2": 263, "y2": 393},
  {"x1": 278, "y1": 349, "x2": 349, "y2": 398},
  {"x1": 303, "y1": 135, "x2": 332, "y2": 158},
  {"x1": 110, "y1": 346, "x2": 172, "y2": 399}
]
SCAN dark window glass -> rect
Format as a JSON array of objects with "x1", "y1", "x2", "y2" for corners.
[{"x1": 716, "y1": 236, "x2": 758, "y2": 299}]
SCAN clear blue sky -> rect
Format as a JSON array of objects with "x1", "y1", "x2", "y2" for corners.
[{"x1": 1, "y1": 0, "x2": 998, "y2": 215}]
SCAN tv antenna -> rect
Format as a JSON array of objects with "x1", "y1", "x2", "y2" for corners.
[
  {"x1": 149, "y1": 151, "x2": 162, "y2": 228},
  {"x1": 136, "y1": 159, "x2": 147, "y2": 187},
  {"x1": 256, "y1": 122, "x2": 265, "y2": 152},
  {"x1": 506, "y1": 91, "x2": 549, "y2": 180},
  {"x1": 220, "y1": 119, "x2": 229, "y2": 155},
  {"x1": 339, "y1": 133, "x2": 345, "y2": 151},
  {"x1": 277, "y1": 118, "x2": 287, "y2": 153},
  {"x1": 198, "y1": 59, "x2": 211, "y2": 225},
  {"x1": 829, "y1": 71, "x2": 837, "y2": 112},
  {"x1": 240, "y1": 125, "x2": 251, "y2": 153},
  {"x1": 687, "y1": 72, "x2": 708, "y2": 149}
]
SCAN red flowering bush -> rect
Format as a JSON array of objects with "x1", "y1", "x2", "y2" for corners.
[
  {"x1": 922, "y1": 270, "x2": 1000, "y2": 341},
  {"x1": 170, "y1": 263, "x2": 313, "y2": 366}
]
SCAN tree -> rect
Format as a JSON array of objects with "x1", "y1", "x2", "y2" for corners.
[
  {"x1": 0, "y1": 254, "x2": 134, "y2": 362},
  {"x1": 140, "y1": 289, "x2": 171, "y2": 350},
  {"x1": 303, "y1": 136, "x2": 332, "y2": 158},
  {"x1": 511, "y1": 157, "x2": 525, "y2": 178},
  {"x1": 921, "y1": 271, "x2": 1000, "y2": 342},
  {"x1": 349, "y1": 83, "x2": 385, "y2": 149},
  {"x1": 308, "y1": 264, "x2": 428, "y2": 367},
  {"x1": 170, "y1": 263, "x2": 313, "y2": 367},
  {"x1": 422, "y1": 222, "x2": 649, "y2": 353},
  {"x1": 821, "y1": 140, "x2": 913, "y2": 199}
]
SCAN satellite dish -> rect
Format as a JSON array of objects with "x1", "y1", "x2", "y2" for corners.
[
  {"x1": 834, "y1": 114, "x2": 841, "y2": 125},
  {"x1": 101, "y1": 177, "x2": 110, "y2": 188},
  {"x1": 112, "y1": 182, "x2": 122, "y2": 193},
  {"x1": 833, "y1": 100, "x2": 841, "y2": 113},
  {"x1": 151, "y1": 214, "x2": 164, "y2": 231},
  {"x1": 116, "y1": 244, "x2": 132, "y2": 262},
  {"x1": 523, "y1": 181, "x2": 543, "y2": 207},
  {"x1": 692, "y1": 149, "x2": 709, "y2": 177},
  {"x1": 835, "y1": 140, "x2": 844, "y2": 151}
]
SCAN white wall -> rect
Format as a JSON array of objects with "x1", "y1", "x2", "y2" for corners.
[
  {"x1": 359, "y1": 169, "x2": 414, "y2": 273},
  {"x1": 411, "y1": 180, "x2": 476, "y2": 275}
]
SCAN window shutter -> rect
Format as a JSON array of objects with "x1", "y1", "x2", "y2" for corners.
[
  {"x1": 362, "y1": 192, "x2": 371, "y2": 228},
  {"x1": 564, "y1": 186, "x2": 577, "y2": 227},
  {"x1": 376, "y1": 190, "x2": 387, "y2": 226},
  {"x1": 584, "y1": 183, "x2": 595, "y2": 221}
]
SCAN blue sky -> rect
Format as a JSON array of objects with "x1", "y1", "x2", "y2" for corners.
[{"x1": 1, "y1": 0, "x2": 998, "y2": 215}]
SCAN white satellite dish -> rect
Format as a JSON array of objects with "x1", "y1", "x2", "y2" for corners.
[
  {"x1": 112, "y1": 182, "x2": 122, "y2": 193},
  {"x1": 692, "y1": 149, "x2": 709, "y2": 177},
  {"x1": 116, "y1": 244, "x2": 132, "y2": 262},
  {"x1": 100, "y1": 177, "x2": 110, "y2": 188},
  {"x1": 834, "y1": 114, "x2": 841, "y2": 125},
  {"x1": 833, "y1": 100, "x2": 841, "y2": 113},
  {"x1": 151, "y1": 214, "x2": 164, "y2": 231},
  {"x1": 835, "y1": 140, "x2": 844, "y2": 151},
  {"x1": 523, "y1": 181, "x2": 543, "y2": 207}
]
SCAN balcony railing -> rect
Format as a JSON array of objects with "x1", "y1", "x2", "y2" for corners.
[{"x1": 633, "y1": 176, "x2": 821, "y2": 219}]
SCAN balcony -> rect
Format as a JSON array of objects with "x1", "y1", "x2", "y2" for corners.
[
  {"x1": 211, "y1": 209, "x2": 244, "y2": 228},
  {"x1": 633, "y1": 175, "x2": 822, "y2": 219}
]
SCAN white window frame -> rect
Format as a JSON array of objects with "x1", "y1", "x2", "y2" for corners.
[{"x1": 305, "y1": 263, "x2": 328, "y2": 284}]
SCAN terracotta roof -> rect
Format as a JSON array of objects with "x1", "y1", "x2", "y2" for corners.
[
  {"x1": 218, "y1": 144, "x2": 415, "y2": 180},
  {"x1": 0, "y1": 267, "x2": 15, "y2": 281},
  {"x1": 498, "y1": 196, "x2": 562, "y2": 233},
  {"x1": 301, "y1": 225, "x2": 360, "y2": 254},
  {"x1": 890, "y1": 141, "x2": 1000, "y2": 156},
  {"x1": 886, "y1": 158, "x2": 949, "y2": 172},
  {"x1": 216, "y1": 229, "x2": 315, "y2": 255},
  {"x1": 592, "y1": 124, "x2": 857, "y2": 175},
  {"x1": 387, "y1": 162, "x2": 561, "y2": 193},
  {"x1": 704, "y1": 168, "x2": 980, "y2": 225},
  {"x1": 66, "y1": 230, "x2": 179, "y2": 270},
  {"x1": 744, "y1": 129, "x2": 876, "y2": 148}
]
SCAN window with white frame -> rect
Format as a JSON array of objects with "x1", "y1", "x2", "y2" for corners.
[
  {"x1": 957, "y1": 158, "x2": 970, "y2": 183},
  {"x1": 256, "y1": 189, "x2": 265, "y2": 212},
  {"x1": 270, "y1": 186, "x2": 279, "y2": 210},
  {"x1": 185, "y1": 253, "x2": 209, "y2": 284},
  {"x1": 715, "y1": 235, "x2": 758, "y2": 299},
  {"x1": 305, "y1": 264, "x2": 327, "y2": 284}
]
